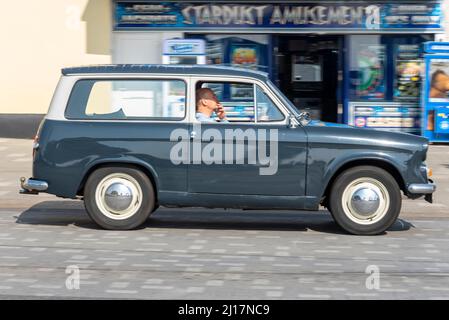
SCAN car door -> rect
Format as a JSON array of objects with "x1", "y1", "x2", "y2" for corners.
[{"x1": 187, "y1": 77, "x2": 307, "y2": 197}]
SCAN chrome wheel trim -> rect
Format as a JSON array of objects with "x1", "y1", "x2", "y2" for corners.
[
  {"x1": 341, "y1": 177, "x2": 390, "y2": 225},
  {"x1": 95, "y1": 173, "x2": 142, "y2": 220}
]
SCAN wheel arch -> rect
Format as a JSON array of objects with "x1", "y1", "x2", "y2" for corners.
[
  {"x1": 320, "y1": 158, "x2": 406, "y2": 207},
  {"x1": 77, "y1": 160, "x2": 159, "y2": 202}
]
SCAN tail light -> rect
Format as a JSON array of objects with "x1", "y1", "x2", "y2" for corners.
[{"x1": 32, "y1": 134, "x2": 39, "y2": 159}]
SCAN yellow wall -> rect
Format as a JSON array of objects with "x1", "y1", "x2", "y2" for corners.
[{"x1": 0, "y1": 0, "x2": 111, "y2": 114}]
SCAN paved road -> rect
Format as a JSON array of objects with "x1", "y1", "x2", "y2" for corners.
[{"x1": 0, "y1": 138, "x2": 448, "y2": 299}]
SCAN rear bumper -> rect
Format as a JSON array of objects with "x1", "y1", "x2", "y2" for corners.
[
  {"x1": 19, "y1": 177, "x2": 48, "y2": 195},
  {"x1": 407, "y1": 180, "x2": 436, "y2": 203}
]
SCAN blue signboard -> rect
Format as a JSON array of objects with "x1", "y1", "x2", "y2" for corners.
[
  {"x1": 349, "y1": 102, "x2": 421, "y2": 134},
  {"x1": 115, "y1": 2, "x2": 442, "y2": 31},
  {"x1": 424, "y1": 42, "x2": 449, "y2": 54}
]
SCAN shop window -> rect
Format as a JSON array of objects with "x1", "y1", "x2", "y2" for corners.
[
  {"x1": 65, "y1": 79, "x2": 186, "y2": 120},
  {"x1": 349, "y1": 34, "x2": 432, "y2": 102}
]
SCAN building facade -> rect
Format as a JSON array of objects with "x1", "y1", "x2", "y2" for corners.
[
  {"x1": 0, "y1": 0, "x2": 448, "y2": 137},
  {"x1": 0, "y1": 0, "x2": 112, "y2": 138}
]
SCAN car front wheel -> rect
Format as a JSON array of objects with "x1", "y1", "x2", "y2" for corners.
[
  {"x1": 329, "y1": 166, "x2": 401, "y2": 235},
  {"x1": 84, "y1": 166, "x2": 155, "y2": 230}
]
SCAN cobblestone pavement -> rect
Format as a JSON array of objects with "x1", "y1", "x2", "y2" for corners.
[{"x1": 0, "y1": 138, "x2": 448, "y2": 299}]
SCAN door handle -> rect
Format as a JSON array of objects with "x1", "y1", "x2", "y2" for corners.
[{"x1": 190, "y1": 131, "x2": 214, "y2": 142}]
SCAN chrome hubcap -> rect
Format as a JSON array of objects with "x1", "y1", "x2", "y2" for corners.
[
  {"x1": 341, "y1": 178, "x2": 390, "y2": 225},
  {"x1": 350, "y1": 188, "x2": 380, "y2": 217},
  {"x1": 95, "y1": 173, "x2": 142, "y2": 220},
  {"x1": 104, "y1": 183, "x2": 133, "y2": 212}
]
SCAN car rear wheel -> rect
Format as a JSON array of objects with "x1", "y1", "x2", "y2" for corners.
[
  {"x1": 329, "y1": 166, "x2": 401, "y2": 235},
  {"x1": 84, "y1": 166, "x2": 155, "y2": 230}
]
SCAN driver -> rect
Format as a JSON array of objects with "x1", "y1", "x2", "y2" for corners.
[{"x1": 195, "y1": 88, "x2": 228, "y2": 123}]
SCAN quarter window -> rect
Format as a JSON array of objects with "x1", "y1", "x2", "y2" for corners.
[
  {"x1": 255, "y1": 85, "x2": 285, "y2": 122},
  {"x1": 65, "y1": 79, "x2": 186, "y2": 120}
]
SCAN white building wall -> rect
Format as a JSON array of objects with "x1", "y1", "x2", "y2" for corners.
[{"x1": 112, "y1": 32, "x2": 183, "y2": 64}]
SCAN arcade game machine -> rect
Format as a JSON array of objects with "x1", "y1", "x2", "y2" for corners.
[{"x1": 422, "y1": 42, "x2": 449, "y2": 143}]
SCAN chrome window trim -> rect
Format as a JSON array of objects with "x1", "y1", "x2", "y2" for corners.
[
  {"x1": 190, "y1": 76, "x2": 290, "y2": 126},
  {"x1": 47, "y1": 74, "x2": 192, "y2": 123},
  {"x1": 47, "y1": 73, "x2": 292, "y2": 126}
]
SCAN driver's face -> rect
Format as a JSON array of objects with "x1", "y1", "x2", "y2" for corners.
[{"x1": 206, "y1": 95, "x2": 220, "y2": 110}]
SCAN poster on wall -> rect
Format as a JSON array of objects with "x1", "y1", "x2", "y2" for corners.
[
  {"x1": 231, "y1": 45, "x2": 258, "y2": 70},
  {"x1": 394, "y1": 60, "x2": 422, "y2": 100},
  {"x1": 428, "y1": 59, "x2": 449, "y2": 102},
  {"x1": 394, "y1": 44, "x2": 422, "y2": 101},
  {"x1": 356, "y1": 45, "x2": 386, "y2": 100},
  {"x1": 230, "y1": 45, "x2": 259, "y2": 100}
]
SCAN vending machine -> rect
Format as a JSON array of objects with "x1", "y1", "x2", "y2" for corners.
[{"x1": 422, "y1": 42, "x2": 449, "y2": 143}]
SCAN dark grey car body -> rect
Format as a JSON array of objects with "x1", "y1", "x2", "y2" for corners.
[{"x1": 22, "y1": 65, "x2": 433, "y2": 213}]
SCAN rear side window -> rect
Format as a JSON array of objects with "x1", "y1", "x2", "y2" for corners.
[{"x1": 65, "y1": 79, "x2": 186, "y2": 120}]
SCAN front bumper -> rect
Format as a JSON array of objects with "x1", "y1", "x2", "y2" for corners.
[
  {"x1": 19, "y1": 177, "x2": 48, "y2": 195},
  {"x1": 407, "y1": 179, "x2": 436, "y2": 203}
]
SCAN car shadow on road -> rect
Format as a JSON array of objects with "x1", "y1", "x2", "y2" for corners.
[{"x1": 15, "y1": 201, "x2": 415, "y2": 235}]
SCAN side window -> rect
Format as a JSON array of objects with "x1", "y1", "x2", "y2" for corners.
[
  {"x1": 65, "y1": 79, "x2": 186, "y2": 120},
  {"x1": 196, "y1": 81, "x2": 285, "y2": 123},
  {"x1": 255, "y1": 85, "x2": 285, "y2": 122},
  {"x1": 198, "y1": 82, "x2": 255, "y2": 122}
]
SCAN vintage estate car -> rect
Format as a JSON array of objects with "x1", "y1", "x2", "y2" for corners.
[{"x1": 20, "y1": 64, "x2": 436, "y2": 235}]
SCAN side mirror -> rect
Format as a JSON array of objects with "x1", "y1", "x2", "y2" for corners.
[{"x1": 298, "y1": 112, "x2": 311, "y2": 126}]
